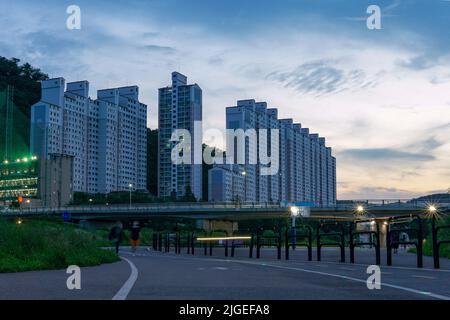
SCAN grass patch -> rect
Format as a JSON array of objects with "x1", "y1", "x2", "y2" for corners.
[
  {"x1": 0, "y1": 219, "x2": 119, "y2": 273},
  {"x1": 408, "y1": 216, "x2": 450, "y2": 259}
]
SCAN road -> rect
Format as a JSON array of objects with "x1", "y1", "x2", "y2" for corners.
[{"x1": 0, "y1": 247, "x2": 449, "y2": 300}]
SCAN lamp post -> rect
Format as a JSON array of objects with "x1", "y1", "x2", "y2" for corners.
[
  {"x1": 241, "y1": 171, "x2": 246, "y2": 204},
  {"x1": 290, "y1": 206, "x2": 300, "y2": 250},
  {"x1": 129, "y1": 183, "x2": 133, "y2": 208},
  {"x1": 356, "y1": 205, "x2": 364, "y2": 214},
  {"x1": 428, "y1": 205, "x2": 439, "y2": 268}
]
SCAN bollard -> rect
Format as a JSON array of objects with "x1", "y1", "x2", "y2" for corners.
[
  {"x1": 375, "y1": 223, "x2": 381, "y2": 265},
  {"x1": 349, "y1": 222, "x2": 355, "y2": 263},
  {"x1": 277, "y1": 233, "x2": 281, "y2": 260},
  {"x1": 256, "y1": 231, "x2": 261, "y2": 259},
  {"x1": 225, "y1": 240, "x2": 228, "y2": 257},
  {"x1": 152, "y1": 233, "x2": 157, "y2": 251},
  {"x1": 285, "y1": 229, "x2": 290, "y2": 260},
  {"x1": 417, "y1": 217, "x2": 423, "y2": 268},
  {"x1": 231, "y1": 240, "x2": 235, "y2": 257},
  {"x1": 432, "y1": 216, "x2": 440, "y2": 269},
  {"x1": 307, "y1": 230, "x2": 313, "y2": 261},
  {"x1": 317, "y1": 226, "x2": 321, "y2": 261},
  {"x1": 340, "y1": 229, "x2": 345, "y2": 263},
  {"x1": 158, "y1": 233, "x2": 163, "y2": 252},
  {"x1": 386, "y1": 226, "x2": 392, "y2": 266},
  {"x1": 249, "y1": 234, "x2": 254, "y2": 258}
]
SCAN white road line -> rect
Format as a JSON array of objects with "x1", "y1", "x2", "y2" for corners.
[
  {"x1": 112, "y1": 257, "x2": 138, "y2": 300},
  {"x1": 228, "y1": 260, "x2": 450, "y2": 301},
  {"x1": 411, "y1": 275, "x2": 436, "y2": 280},
  {"x1": 307, "y1": 260, "x2": 450, "y2": 273},
  {"x1": 340, "y1": 267, "x2": 357, "y2": 271}
]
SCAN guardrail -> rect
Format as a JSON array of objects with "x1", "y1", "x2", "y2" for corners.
[
  {"x1": 432, "y1": 216, "x2": 450, "y2": 269},
  {"x1": 285, "y1": 225, "x2": 313, "y2": 261},
  {"x1": 255, "y1": 229, "x2": 282, "y2": 260},
  {"x1": 2, "y1": 199, "x2": 449, "y2": 217},
  {"x1": 317, "y1": 222, "x2": 346, "y2": 263},
  {"x1": 387, "y1": 215, "x2": 423, "y2": 268},
  {"x1": 349, "y1": 220, "x2": 381, "y2": 265}
]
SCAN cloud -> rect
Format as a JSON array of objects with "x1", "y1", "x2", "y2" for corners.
[
  {"x1": 407, "y1": 136, "x2": 444, "y2": 153},
  {"x1": 337, "y1": 148, "x2": 435, "y2": 162},
  {"x1": 266, "y1": 60, "x2": 379, "y2": 97},
  {"x1": 340, "y1": 186, "x2": 422, "y2": 199},
  {"x1": 141, "y1": 44, "x2": 176, "y2": 54},
  {"x1": 397, "y1": 55, "x2": 436, "y2": 70}
]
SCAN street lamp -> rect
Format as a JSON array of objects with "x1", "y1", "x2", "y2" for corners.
[
  {"x1": 241, "y1": 171, "x2": 247, "y2": 204},
  {"x1": 290, "y1": 206, "x2": 300, "y2": 250},
  {"x1": 428, "y1": 204, "x2": 439, "y2": 268},
  {"x1": 129, "y1": 183, "x2": 133, "y2": 208},
  {"x1": 26, "y1": 199, "x2": 31, "y2": 210},
  {"x1": 356, "y1": 205, "x2": 365, "y2": 214}
]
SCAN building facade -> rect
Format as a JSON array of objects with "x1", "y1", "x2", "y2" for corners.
[
  {"x1": 208, "y1": 164, "x2": 245, "y2": 203},
  {"x1": 39, "y1": 153, "x2": 74, "y2": 207},
  {"x1": 213, "y1": 99, "x2": 336, "y2": 207},
  {"x1": 30, "y1": 78, "x2": 147, "y2": 194},
  {"x1": 0, "y1": 156, "x2": 39, "y2": 204},
  {"x1": 225, "y1": 100, "x2": 281, "y2": 203},
  {"x1": 158, "y1": 72, "x2": 203, "y2": 200}
]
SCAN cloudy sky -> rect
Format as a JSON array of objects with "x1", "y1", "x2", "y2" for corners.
[{"x1": 1, "y1": 0, "x2": 449, "y2": 199}]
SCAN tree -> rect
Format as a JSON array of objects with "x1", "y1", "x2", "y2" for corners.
[
  {"x1": 0, "y1": 56, "x2": 48, "y2": 159},
  {"x1": 181, "y1": 185, "x2": 197, "y2": 202}
]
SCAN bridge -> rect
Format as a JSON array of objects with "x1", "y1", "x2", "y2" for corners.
[{"x1": 2, "y1": 200, "x2": 449, "y2": 221}]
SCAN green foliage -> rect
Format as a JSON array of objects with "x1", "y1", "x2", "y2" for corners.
[
  {"x1": 0, "y1": 219, "x2": 119, "y2": 273},
  {"x1": 409, "y1": 216, "x2": 450, "y2": 259},
  {"x1": 180, "y1": 185, "x2": 197, "y2": 202},
  {"x1": 0, "y1": 57, "x2": 48, "y2": 160}
]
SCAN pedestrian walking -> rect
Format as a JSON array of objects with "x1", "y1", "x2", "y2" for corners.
[
  {"x1": 130, "y1": 221, "x2": 141, "y2": 254},
  {"x1": 109, "y1": 221, "x2": 124, "y2": 254}
]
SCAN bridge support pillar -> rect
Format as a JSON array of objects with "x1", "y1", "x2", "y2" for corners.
[
  {"x1": 197, "y1": 220, "x2": 238, "y2": 234},
  {"x1": 379, "y1": 220, "x2": 388, "y2": 248}
]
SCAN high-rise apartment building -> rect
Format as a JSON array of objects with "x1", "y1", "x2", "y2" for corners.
[
  {"x1": 30, "y1": 78, "x2": 147, "y2": 194},
  {"x1": 158, "y1": 72, "x2": 202, "y2": 200},
  {"x1": 225, "y1": 100, "x2": 281, "y2": 203},
  {"x1": 208, "y1": 164, "x2": 245, "y2": 203},
  {"x1": 214, "y1": 99, "x2": 336, "y2": 206}
]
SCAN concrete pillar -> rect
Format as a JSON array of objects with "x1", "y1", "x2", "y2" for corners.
[
  {"x1": 379, "y1": 221, "x2": 388, "y2": 248},
  {"x1": 196, "y1": 220, "x2": 238, "y2": 234}
]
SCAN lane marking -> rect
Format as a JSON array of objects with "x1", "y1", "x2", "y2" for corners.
[
  {"x1": 123, "y1": 252, "x2": 449, "y2": 299},
  {"x1": 213, "y1": 267, "x2": 228, "y2": 271},
  {"x1": 411, "y1": 275, "x2": 436, "y2": 280},
  {"x1": 340, "y1": 267, "x2": 357, "y2": 271},
  {"x1": 226, "y1": 260, "x2": 450, "y2": 300},
  {"x1": 112, "y1": 257, "x2": 138, "y2": 300},
  {"x1": 296, "y1": 259, "x2": 450, "y2": 273}
]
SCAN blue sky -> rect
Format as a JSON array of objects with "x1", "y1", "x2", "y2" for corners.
[{"x1": 1, "y1": 0, "x2": 449, "y2": 199}]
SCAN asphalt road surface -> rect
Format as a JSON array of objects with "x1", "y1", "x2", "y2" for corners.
[{"x1": 0, "y1": 247, "x2": 449, "y2": 300}]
